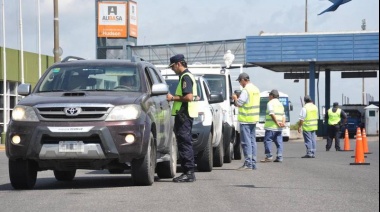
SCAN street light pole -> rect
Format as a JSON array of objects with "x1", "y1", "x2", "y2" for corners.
[
  {"x1": 304, "y1": 0, "x2": 308, "y2": 96},
  {"x1": 361, "y1": 19, "x2": 366, "y2": 105},
  {"x1": 53, "y1": 0, "x2": 60, "y2": 62}
]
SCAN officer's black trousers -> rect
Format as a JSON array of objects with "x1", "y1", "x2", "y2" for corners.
[{"x1": 174, "y1": 115, "x2": 195, "y2": 173}]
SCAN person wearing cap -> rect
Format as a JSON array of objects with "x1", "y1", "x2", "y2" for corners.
[
  {"x1": 166, "y1": 54, "x2": 198, "y2": 182},
  {"x1": 325, "y1": 102, "x2": 347, "y2": 151},
  {"x1": 298, "y1": 96, "x2": 319, "y2": 158},
  {"x1": 232, "y1": 72, "x2": 260, "y2": 170},
  {"x1": 260, "y1": 89, "x2": 285, "y2": 163}
]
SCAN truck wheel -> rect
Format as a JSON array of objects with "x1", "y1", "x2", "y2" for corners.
[
  {"x1": 197, "y1": 132, "x2": 213, "y2": 172},
  {"x1": 157, "y1": 133, "x2": 177, "y2": 178},
  {"x1": 131, "y1": 132, "x2": 156, "y2": 186},
  {"x1": 233, "y1": 132, "x2": 242, "y2": 160},
  {"x1": 213, "y1": 134, "x2": 224, "y2": 167},
  {"x1": 9, "y1": 159, "x2": 37, "y2": 190},
  {"x1": 223, "y1": 141, "x2": 232, "y2": 163},
  {"x1": 54, "y1": 170, "x2": 76, "y2": 181}
]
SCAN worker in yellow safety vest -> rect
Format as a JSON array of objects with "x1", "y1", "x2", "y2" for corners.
[
  {"x1": 298, "y1": 96, "x2": 318, "y2": 158},
  {"x1": 325, "y1": 102, "x2": 347, "y2": 151},
  {"x1": 232, "y1": 72, "x2": 260, "y2": 170},
  {"x1": 260, "y1": 89, "x2": 285, "y2": 163}
]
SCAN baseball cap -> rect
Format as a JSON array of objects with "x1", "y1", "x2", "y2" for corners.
[
  {"x1": 333, "y1": 102, "x2": 339, "y2": 107},
  {"x1": 168, "y1": 54, "x2": 185, "y2": 67},
  {"x1": 304, "y1": 95, "x2": 312, "y2": 102},
  {"x1": 269, "y1": 89, "x2": 279, "y2": 98},
  {"x1": 236, "y1": 72, "x2": 250, "y2": 81}
]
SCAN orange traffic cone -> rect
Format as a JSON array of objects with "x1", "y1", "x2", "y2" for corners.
[
  {"x1": 350, "y1": 127, "x2": 370, "y2": 165},
  {"x1": 342, "y1": 129, "x2": 353, "y2": 151},
  {"x1": 362, "y1": 128, "x2": 372, "y2": 154}
]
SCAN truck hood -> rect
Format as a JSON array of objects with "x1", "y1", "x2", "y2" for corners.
[{"x1": 17, "y1": 91, "x2": 146, "y2": 107}]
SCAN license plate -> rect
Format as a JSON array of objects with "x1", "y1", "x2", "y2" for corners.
[{"x1": 59, "y1": 141, "x2": 84, "y2": 153}]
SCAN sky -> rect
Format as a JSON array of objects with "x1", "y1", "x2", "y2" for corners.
[{"x1": 0, "y1": 0, "x2": 379, "y2": 124}]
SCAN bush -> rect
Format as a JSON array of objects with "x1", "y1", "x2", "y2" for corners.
[{"x1": 290, "y1": 121, "x2": 300, "y2": 130}]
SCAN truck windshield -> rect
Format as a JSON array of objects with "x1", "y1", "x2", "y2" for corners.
[
  {"x1": 259, "y1": 97, "x2": 291, "y2": 123},
  {"x1": 202, "y1": 75, "x2": 226, "y2": 100}
]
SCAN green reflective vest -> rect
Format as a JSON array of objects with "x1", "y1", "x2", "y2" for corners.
[
  {"x1": 303, "y1": 103, "x2": 318, "y2": 131},
  {"x1": 328, "y1": 108, "x2": 341, "y2": 125},
  {"x1": 171, "y1": 72, "x2": 198, "y2": 118},
  {"x1": 264, "y1": 98, "x2": 284, "y2": 131},
  {"x1": 237, "y1": 83, "x2": 260, "y2": 123}
]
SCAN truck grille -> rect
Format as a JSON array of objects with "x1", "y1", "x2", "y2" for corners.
[{"x1": 35, "y1": 104, "x2": 113, "y2": 121}]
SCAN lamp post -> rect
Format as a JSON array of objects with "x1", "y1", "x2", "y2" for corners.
[
  {"x1": 304, "y1": 0, "x2": 308, "y2": 96},
  {"x1": 53, "y1": 0, "x2": 60, "y2": 62},
  {"x1": 361, "y1": 19, "x2": 366, "y2": 105}
]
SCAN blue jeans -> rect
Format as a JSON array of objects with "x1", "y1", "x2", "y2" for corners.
[
  {"x1": 303, "y1": 131, "x2": 316, "y2": 156},
  {"x1": 263, "y1": 130, "x2": 283, "y2": 160},
  {"x1": 240, "y1": 123, "x2": 257, "y2": 169}
]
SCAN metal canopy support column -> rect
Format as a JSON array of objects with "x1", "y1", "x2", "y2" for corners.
[
  {"x1": 309, "y1": 62, "x2": 316, "y2": 101},
  {"x1": 325, "y1": 69, "x2": 331, "y2": 112}
]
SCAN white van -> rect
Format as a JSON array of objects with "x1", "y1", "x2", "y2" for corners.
[
  {"x1": 157, "y1": 64, "x2": 241, "y2": 163},
  {"x1": 182, "y1": 65, "x2": 240, "y2": 163},
  {"x1": 160, "y1": 69, "x2": 225, "y2": 170}
]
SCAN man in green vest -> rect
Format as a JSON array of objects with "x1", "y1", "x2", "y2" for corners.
[
  {"x1": 325, "y1": 102, "x2": 347, "y2": 151},
  {"x1": 260, "y1": 89, "x2": 285, "y2": 163},
  {"x1": 232, "y1": 72, "x2": 260, "y2": 170},
  {"x1": 166, "y1": 54, "x2": 198, "y2": 182},
  {"x1": 298, "y1": 96, "x2": 318, "y2": 158}
]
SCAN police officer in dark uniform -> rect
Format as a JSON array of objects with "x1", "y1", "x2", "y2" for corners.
[
  {"x1": 166, "y1": 54, "x2": 198, "y2": 183},
  {"x1": 325, "y1": 102, "x2": 347, "y2": 151}
]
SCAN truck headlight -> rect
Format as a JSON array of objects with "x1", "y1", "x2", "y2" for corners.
[
  {"x1": 12, "y1": 105, "x2": 39, "y2": 122},
  {"x1": 106, "y1": 105, "x2": 141, "y2": 121}
]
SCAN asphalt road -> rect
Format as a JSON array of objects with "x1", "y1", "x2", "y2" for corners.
[{"x1": 0, "y1": 138, "x2": 378, "y2": 212}]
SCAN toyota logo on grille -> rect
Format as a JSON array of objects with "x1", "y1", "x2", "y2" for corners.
[{"x1": 64, "y1": 107, "x2": 82, "y2": 116}]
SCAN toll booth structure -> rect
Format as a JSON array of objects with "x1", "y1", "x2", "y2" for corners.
[
  {"x1": 364, "y1": 104, "x2": 379, "y2": 136},
  {"x1": 245, "y1": 31, "x2": 379, "y2": 136}
]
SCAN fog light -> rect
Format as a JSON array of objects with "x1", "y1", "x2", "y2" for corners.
[
  {"x1": 12, "y1": 135, "x2": 21, "y2": 144},
  {"x1": 125, "y1": 134, "x2": 135, "y2": 144}
]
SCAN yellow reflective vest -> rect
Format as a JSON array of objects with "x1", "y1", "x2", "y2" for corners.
[
  {"x1": 237, "y1": 83, "x2": 260, "y2": 123},
  {"x1": 303, "y1": 103, "x2": 318, "y2": 131},
  {"x1": 171, "y1": 72, "x2": 198, "y2": 118},
  {"x1": 328, "y1": 108, "x2": 341, "y2": 125},
  {"x1": 264, "y1": 98, "x2": 284, "y2": 131}
]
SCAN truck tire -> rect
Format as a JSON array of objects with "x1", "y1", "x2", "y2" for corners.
[
  {"x1": 156, "y1": 133, "x2": 177, "y2": 178},
  {"x1": 197, "y1": 132, "x2": 213, "y2": 172},
  {"x1": 223, "y1": 142, "x2": 232, "y2": 163},
  {"x1": 54, "y1": 170, "x2": 76, "y2": 181},
  {"x1": 233, "y1": 132, "x2": 242, "y2": 160},
  {"x1": 131, "y1": 132, "x2": 156, "y2": 186},
  {"x1": 213, "y1": 134, "x2": 224, "y2": 167},
  {"x1": 9, "y1": 159, "x2": 37, "y2": 190}
]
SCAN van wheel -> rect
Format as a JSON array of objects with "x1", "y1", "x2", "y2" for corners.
[
  {"x1": 9, "y1": 159, "x2": 37, "y2": 190},
  {"x1": 131, "y1": 132, "x2": 156, "y2": 186},
  {"x1": 54, "y1": 170, "x2": 76, "y2": 181},
  {"x1": 157, "y1": 133, "x2": 177, "y2": 178},
  {"x1": 233, "y1": 133, "x2": 242, "y2": 160},
  {"x1": 213, "y1": 134, "x2": 224, "y2": 167},
  {"x1": 223, "y1": 138, "x2": 232, "y2": 163},
  {"x1": 197, "y1": 132, "x2": 213, "y2": 172}
]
